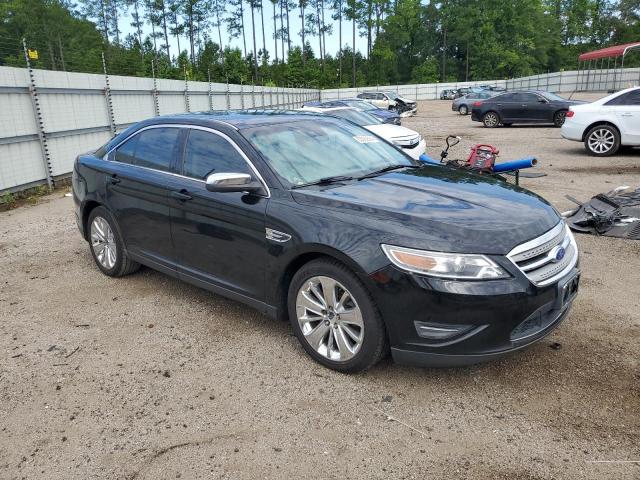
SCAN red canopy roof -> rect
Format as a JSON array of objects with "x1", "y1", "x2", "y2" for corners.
[{"x1": 579, "y1": 42, "x2": 640, "y2": 62}]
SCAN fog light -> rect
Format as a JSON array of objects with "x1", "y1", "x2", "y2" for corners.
[{"x1": 414, "y1": 321, "x2": 474, "y2": 340}]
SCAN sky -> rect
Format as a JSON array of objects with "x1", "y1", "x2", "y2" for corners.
[{"x1": 120, "y1": 4, "x2": 369, "y2": 61}]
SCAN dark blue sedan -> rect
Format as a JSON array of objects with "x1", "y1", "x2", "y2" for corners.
[{"x1": 302, "y1": 98, "x2": 402, "y2": 125}]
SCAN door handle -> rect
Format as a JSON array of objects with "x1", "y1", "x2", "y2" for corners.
[
  {"x1": 170, "y1": 190, "x2": 192, "y2": 201},
  {"x1": 109, "y1": 174, "x2": 121, "y2": 185},
  {"x1": 621, "y1": 113, "x2": 633, "y2": 117}
]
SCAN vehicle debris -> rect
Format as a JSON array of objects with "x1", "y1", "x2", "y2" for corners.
[{"x1": 563, "y1": 186, "x2": 640, "y2": 239}]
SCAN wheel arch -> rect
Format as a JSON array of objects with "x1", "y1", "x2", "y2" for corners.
[
  {"x1": 81, "y1": 200, "x2": 102, "y2": 241},
  {"x1": 581, "y1": 120, "x2": 621, "y2": 142},
  {"x1": 275, "y1": 246, "x2": 371, "y2": 322}
]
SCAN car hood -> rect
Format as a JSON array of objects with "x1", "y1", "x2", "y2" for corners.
[
  {"x1": 395, "y1": 96, "x2": 416, "y2": 104},
  {"x1": 291, "y1": 166, "x2": 560, "y2": 255},
  {"x1": 366, "y1": 123, "x2": 419, "y2": 141}
]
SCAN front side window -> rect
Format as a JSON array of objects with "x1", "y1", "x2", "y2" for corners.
[
  {"x1": 112, "y1": 127, "x2": 180, "y2": 173},
  {"x1": 242, "y1": 119, "x2": 413, "y2": 187},
  {"x1": 182, "y1": 129, "x2": 251, "y2": 179}
]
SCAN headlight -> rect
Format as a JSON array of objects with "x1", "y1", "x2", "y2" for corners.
[{"x1": 381, "y1": 244, "x2": 509, "y2": 280}]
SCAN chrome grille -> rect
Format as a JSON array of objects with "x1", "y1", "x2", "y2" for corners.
[{"x1": 507, "y1": 222, "x2": 578, "y2": 286}]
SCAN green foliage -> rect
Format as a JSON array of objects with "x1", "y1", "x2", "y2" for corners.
[{"x1": 0, "y1": 0, "x2": 638, "y2": 88}]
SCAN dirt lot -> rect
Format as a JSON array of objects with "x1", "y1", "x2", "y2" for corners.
[{"x1": 1, "y1": 96, "x2": 639, "y2": 479}]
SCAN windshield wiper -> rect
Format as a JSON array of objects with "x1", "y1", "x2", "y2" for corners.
[
  {"x1": 291, "y1": 175, "x2": 355, "y2": 189},
  {"x1": 357, "y1": 164, "x2": 419, "y2": 180}
]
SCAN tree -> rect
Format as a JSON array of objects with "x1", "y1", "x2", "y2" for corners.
[{"x1": 227, "y1": 0, "x2": 248, "y2": 58}]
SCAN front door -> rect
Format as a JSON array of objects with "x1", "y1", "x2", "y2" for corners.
[
  {"x1": 105, "y1": 126, "x2": 183, "y2": 270},
  {"x1": 168, "y1": 128, "x2": 268, "y2": 301}
]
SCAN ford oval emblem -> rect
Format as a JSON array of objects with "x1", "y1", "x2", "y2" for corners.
[{"x1": 554, "y1": 246, "x2": 566, "y2": 262}]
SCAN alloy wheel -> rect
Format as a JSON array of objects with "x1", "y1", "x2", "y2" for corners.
[
  {"x1": 296, "y1": 276, "x2": 364, "y2": 362},
  {"x1": 483, "y1": 112, "x2": 498, "y2": 127},
  {"x1": 554, "y1": 111, "x2": 567, "y2": 127},
  {"x1": 459, "y1": 105, "x2": 468, "y2": 115},
  {"x1": 587, "y1": 128, "x2": 615, "y2": 154},
  {"x1": 90, "y1": 216, "x2": 117, "y2": 270}
]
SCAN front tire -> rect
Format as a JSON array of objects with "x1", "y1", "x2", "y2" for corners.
[
  {"x1": 553, "y1": 110, "x2": 567, "y2": 127},
  {"x1": 584, "y1": 125, "x2": 620, "y2": 156},
  {"x1": 458, "y1": 105, "x2": 468, "y2": 115},
  {"x1": 288, "y1": 259, "x2": 387, "y2": 373},
  {"x1": 482, "y1": 111, "x2": 500, "y2": 128},
  {"x1": 87, "y1": 206, "x2": 140, "y2": 277}
]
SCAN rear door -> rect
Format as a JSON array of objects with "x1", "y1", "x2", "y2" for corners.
[
  {"x1": 168, "y1": 127, "x2": 269, "y2": 301},
  {"x1": 612, "y1": 90, "x2": 640, "y2": 144},
  {"x1": 105, "y1": 126, "x2": 183, "y2": 271}
]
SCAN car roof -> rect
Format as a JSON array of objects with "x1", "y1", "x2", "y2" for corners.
[
  {"x1": 138, "y1": 110, "x2": 331, "y2": 130},
  {"x1": 300, "y1": 106, "x2": 354, "y2": 113}
]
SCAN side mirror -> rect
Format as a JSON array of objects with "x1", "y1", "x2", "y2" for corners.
[
  {"x1": 205, "y1": 172, "x2": 265, "y2": 195},
  {"x1": 538, "y1": 98, "x2": 548, "y2": 103}
]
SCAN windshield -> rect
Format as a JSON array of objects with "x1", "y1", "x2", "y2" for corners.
[
  {"x1": 343, "y1": 100, "x2": 377, "y2": 111},
  {"x1": 541, "y1": 91, "x2": 567, "y2": 101},
  {"x1": 326, "y1": 108, "x2": 382, "y2": 126},
  {"x1": 385, "y1": 91, "x2": 399, "y2": 99},
  {"x1": 242, "y1": 119, "x2": 413, "y2": 187}
]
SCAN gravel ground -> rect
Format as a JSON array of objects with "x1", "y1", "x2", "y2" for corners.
[{"x1": 1, "y1": 95, "x2": 639, "y2": 479}]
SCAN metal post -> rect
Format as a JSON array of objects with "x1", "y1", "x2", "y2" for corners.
[
  {"x1": 269, "y1": 87, "x2": 273, "y2": 109},
  {"x1": 612, "y1": 57, "x2": 618, "y2": 92},
  {"x1": 225, "y1": 81, "x2": 231, "y2": 110},
  {"x1": 606, "y1": 57, "x2": 611, "y2": 91},
  {"x1": 101, "y1": 52, "x2": 117, "y2": 136},
  {"x1": 207, "y1": 68, "x2": 213, "y2": 111},
  {"x1": 261, "y1": 86, "x2": 265, "y2": 109},
  {"x1": 151, "y1": 60, "x2": 160, "y2": 116},
  {"x1": 23, "y1": 38, "x2": 53, "y2": 190},
  {"x1": 619, "y1": 54, "x2": 626, "y2": 90},
  {"x1": 251, "y1": 82, "x2": 256, "y2": 109},
  {"x1": 183, "y1": 65, "x2": 190, "y2": 112},
  {"x1": 240, "y1": 82, "x2": 245, "y2": 109}
]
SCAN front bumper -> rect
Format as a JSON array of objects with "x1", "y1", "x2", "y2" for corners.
[
  {"x1": 368, "y1": 262, "x2": 580, "y2": 367},
  {"x1": 399, "y1": 105, "x2": 418, "y2": 117},
  {"x1": 401, "y1": 138, "x2": 427, "y2": 160}
]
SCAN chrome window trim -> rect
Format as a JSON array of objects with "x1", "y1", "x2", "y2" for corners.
[{"x1": 103, "y1": 123, "x2": 271, "y2": 198}]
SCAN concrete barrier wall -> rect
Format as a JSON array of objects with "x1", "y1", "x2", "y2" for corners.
[
  {"x1": 0, "y1": 66, "x2": 318, "y2": 193},
  {"x1": 2, "y1": 65, "x2": 639, "y2": 193}
]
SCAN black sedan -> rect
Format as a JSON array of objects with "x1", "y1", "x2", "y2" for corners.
[
  {"x1": 72, "y1": 111, "x2": 579, "y2": 372},
  {"x1": 471, "y1": 90, "x2": 585, "y2": 128}
]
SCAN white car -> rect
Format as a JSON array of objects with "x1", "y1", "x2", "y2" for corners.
[
  {"x1": 300, "y1": 106, "x2": 426, "y2": 159},
  {"x1": 356, "y1": 91, "x2": 418, "y2": 117},
  {"x1": 561, "y1": 86, "x2": 640, "y2": 156}
]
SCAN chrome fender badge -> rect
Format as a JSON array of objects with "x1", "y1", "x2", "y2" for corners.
[{"x1": 265, "y1": 228, "x2": 291, "y2": 243}]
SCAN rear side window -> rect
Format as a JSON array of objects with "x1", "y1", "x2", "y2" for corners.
[
  {"x1": 606, "y1": 90, "x2": 640, "y2": 106},
  {"x1": 182, "y1": 130, "x2": 251, "y2": 179},
  {"x1": 112, "y1": 127, "x2": 180, "y2": 173},
  {"x1": 498, "y1": 93, "x2": 517, "y2": 101}
]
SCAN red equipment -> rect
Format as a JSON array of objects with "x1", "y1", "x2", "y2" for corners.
[{"x1": 466, "y1": 144, "x2": 499, "y2": 171}]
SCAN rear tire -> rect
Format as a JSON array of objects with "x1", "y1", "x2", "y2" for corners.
[
  {"x1": 584, "y1": 125, "x2": 620, "y2": 157},
  {"x1": 87, "y1": 206, "x2": 140, "y2": 277},
  {"x1": 458, "y1": 105, "x2": 468, "y2": 115},
  {"x1": 553, "y1": 110, "x2": 567, "y2": 127},
  {"x1": 288, "y1": 259, "x2": 387, "y2": 373},
  {"x1": 482, "y1": 111, "x2": 500, "y2": 128}
]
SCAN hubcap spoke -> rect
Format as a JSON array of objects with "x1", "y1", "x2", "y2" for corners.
[{"x1": 304, "y1": 321, "x2": 330, "y2": 351}]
